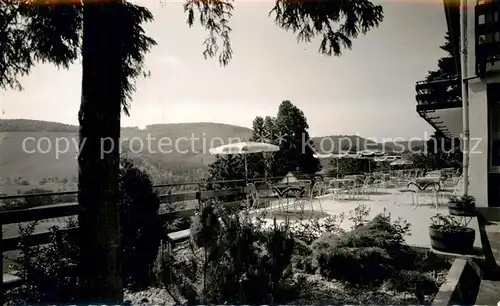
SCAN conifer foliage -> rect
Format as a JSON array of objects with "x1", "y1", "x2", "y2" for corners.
[{"x1": 209, "y1": 101, "x2": 321, "y2": 182}]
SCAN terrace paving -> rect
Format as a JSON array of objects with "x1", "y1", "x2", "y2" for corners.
[
  {"x1": 474, "y1": 220, "x2": 500, "y2": 305},
  {"x1": 261, "y1": 188, "x2": 483, "y2": 249}
]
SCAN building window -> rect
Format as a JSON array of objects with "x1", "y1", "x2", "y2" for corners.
[
  {"x1": 478, "y1": 11, "x2": 499, "y2": 25},
  {"x1": 477, "y1": 0, "x2": 500, "y2": 4},
  {"x1": 478, "y1": 32, "x2": 500, "y2": 44},
  {"x1": 489, "y1": 84, "x2": 500, "y2": 171}
]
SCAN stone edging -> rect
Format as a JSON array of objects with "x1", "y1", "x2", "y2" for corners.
[{"x1": 432, "y1": 258, "x2": 481, "y2": 306}]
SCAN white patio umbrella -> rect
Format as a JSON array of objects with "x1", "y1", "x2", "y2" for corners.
[
  {"x1": 374, "y1": 155, "x2": 401, "y2": 162},
  {"x1": 356, "y1": 150, "x2": 387, "y2": 173},
  {"x1": 209, "y1": 141, "x2": 280, "y2": 180},
  {"x1": 372, "y1": 155, "x2": 401, "y2": 174},
  {"x1": 390, "y1": 159, "x2": 413, "y2": 167},
  {"x1": 313, "y1": 152, "x2": 358, "y2": 178},
  {"x1": 357, "y1": 149, "x2": 386, "y2": 158}
]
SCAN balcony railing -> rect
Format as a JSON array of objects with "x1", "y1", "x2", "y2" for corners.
[
  {"x1": 476, "y1": 0, "x2": 500, "y2": 76},
  {"x1": 415, "y1": 78, "x2": 462, "y2": 110}
]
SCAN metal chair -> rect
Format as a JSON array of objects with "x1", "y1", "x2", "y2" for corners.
[
  {"x1": 293, "y1": 181, "x2": 325, "y2": 217},
  {"x1": 246, "y1": 182, "x2": 276, "y2": 213}
]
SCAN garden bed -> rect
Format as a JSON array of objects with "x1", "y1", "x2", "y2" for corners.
[
  {"x1": 144, "y1": 204, "x2": 453, "y2": 305},
  {"x1": 125, "y1": 269, "x2": 450, "y2": 305}
]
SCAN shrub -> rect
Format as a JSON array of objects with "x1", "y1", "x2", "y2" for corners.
[
  {"x1": 119, "y1": 158, "x2": 163, "y2": 290},
  {"x1": 157, "y1": 204, "x2": 300, "y2": 304},
  {"x1": 310, "y1": 211, "x2": 449, "y2": 301},
  {"x1": 189, "y1": 204, "x2": 221, "y2": 249},
  {"x1": 338, "y1": 213, "x2": 410, "y2": 249},
  {"x1": 311, "y1": 232, "x2": 341, "y2": 253},
  {"x1": 387, "y1": 270, "x2": 439, "y2": 304},
  {"x1": 7, "y1": 219, "x2": 81, "y2": 304},
  {"x1": 312, "y1": 213, "x2": 412, "y2": 287},
  {"x1": 288, "y1": 214, "x2": 345, "y2": 245},
  {"x1": 347, "y1": 203, "x2": 371, "y2": 228},
  {"x1": 290, "y1": 252, "x2": 316, "y2": 274},
  {"x1": 315, "y1": 245, "x2": 393, "y2": 287}
]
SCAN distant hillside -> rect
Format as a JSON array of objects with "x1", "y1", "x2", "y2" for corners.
[
  {"x1": 311, "y1": 135, "x2": 377, "y2": 154},
  {"x1": 0, "y1": 119, "x2": 423, "y2": 185},
  {"x1": 0, "y1": 119, "x2": 78, "y2": 132},
  {"x1": 0, "y1": 119, "x2": 253, "y2": 183},
  {"x1": 311, "y1": 135, "x2": 425, "y2": 154}
]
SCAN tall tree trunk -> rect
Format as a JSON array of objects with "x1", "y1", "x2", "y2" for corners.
[{"x1": 79, "y1": 1, "x2": 123, "y2": 302}]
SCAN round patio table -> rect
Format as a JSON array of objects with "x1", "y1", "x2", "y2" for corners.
[{"x1": 271, "y1": 184, "x2": 307, "y2": 198}]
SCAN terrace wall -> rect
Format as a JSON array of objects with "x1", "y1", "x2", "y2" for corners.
[{"x1": 468, "y1": 81, "x2": 488, "y2": 207}]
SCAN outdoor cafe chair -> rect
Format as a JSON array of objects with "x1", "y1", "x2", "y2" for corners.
[
  {"x1": 285, "y1": 181, "x2": 323, "y2": 218},
  {"x1": 307, "y1": 181, "x2": 325, "y2": 214},
  {"x1": 328, "y1": 178, "x2": 358, "y2": 200},
  {"x1": 358, "y1": 177, "x2": 376, "y2": 198},
  {"x1": 327, "y1": 179, "x2": 344, "y2": 200},
  {"x1": 254, "y1": 180, "x2": 274, "y2": 197},
  {"x1": 246, "y1": 182, "x2": 278, "y2": 213},
  {"x1": 396, "y1": 175, "x2": 411, "y2": 188},
  {"x1": 443, "y1": 173, "x2": 462, "y2": 189},
  {"x1": 270, "y1": 180, "x2": 310, "y2": 213},
  {"x1": 437, "y1": 174, "x2": 463, "y2": 201},
  {"x1": 395, "y1": 181, "x2": 441, "y2": 209},
  {"x1": 341, "y1": 180, "x2": 359, "y2": 200}
]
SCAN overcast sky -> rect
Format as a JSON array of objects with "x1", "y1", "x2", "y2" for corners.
[{"x1": 1, "y1": 0, "x2": 448, "y2": 141}]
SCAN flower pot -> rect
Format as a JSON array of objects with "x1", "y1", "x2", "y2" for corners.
[
  {"x1": 429, "y1": 226, "x2": 475, "y2": 255},
  {"x1": 448, "y1": 205, "x2": 476, "y2": 217}
]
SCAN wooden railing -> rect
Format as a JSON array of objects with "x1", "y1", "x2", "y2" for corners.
[
  {"x1": 0, "y1": 187, "x2": 248, "y2": 249},
  {"x1": 0, "y1": 181, "x2": 255, "y2": 302}
]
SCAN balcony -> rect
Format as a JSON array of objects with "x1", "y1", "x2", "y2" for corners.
[
  {"x1": 415, "y1": 78, "x2": 463, "y2": 137},
  {"x1": 476, "y1": 0, "x2": 500, "y2": 76}
]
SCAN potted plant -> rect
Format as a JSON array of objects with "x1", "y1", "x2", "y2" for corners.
[
  {"x1": 448, "y1": 195, "x2": 476, "y2": 217},
  {"x1": 429, "y1": 214, "x2": 475, "y2": 255}
]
